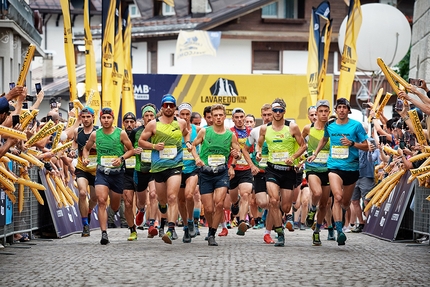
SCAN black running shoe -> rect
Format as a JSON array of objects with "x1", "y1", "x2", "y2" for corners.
[{"x1": 100, "y1": 232, "x2": 109, "y2": 245}]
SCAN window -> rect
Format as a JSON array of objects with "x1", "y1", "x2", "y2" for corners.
[
  {"x1": 262, "y1": 0, "x2": 300, "y2": 19},
  {"x1": 253, "y1": 50, "x2": 280, "y2": 73},
  {"x1": 163, "y1": 3, "x2": 175, "y2": 16},
  {"x1": 129, "y1": 4, "x2": 141, "y2": 18}
]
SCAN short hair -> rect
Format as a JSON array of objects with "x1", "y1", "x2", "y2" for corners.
[
  {"x1": 272, "y1": 98, "x2": 286, "y2": 109},
  {"x1": 211, "y1": 104, "x2": 225, "y2": 114},
  {"x1": 203, "y1": 106, "x2": 212, "y2": 117},
  {"x1": 191, "y1": 112, "x2": 201, "y2": 122},
  {"x1": 261, "y1": 104, "x2": 271, "y2": 112},
  {"x1": 246, "y1": 114, "x2": 255, "y2": 121}
]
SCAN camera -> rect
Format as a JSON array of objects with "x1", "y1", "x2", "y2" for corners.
[
  {"x1": 12, "y1": 115, "x2": 20, "y2": 127},
  {"x1": 379, "y1": 135, "x2": 387, "y2": 145},
  {"x1": 395, "y1": 99, "x2": 404, "y2": 111},
  {"x1": 44, "y1": 162, "x2": 53, "y2": 172},
  {"x1": 25, "y1": 95, "x2": 34, "y2": 102},
  {"x1": 409, "y1": 78, "x2": 423, "y2": 86},
  {"x1": 9, "y1": 82, "x2": 15, "y2": 90},
  {"x1": 68, "y1": 102, "x2": 74, "y2": 111},
  {"x1": 35, "y1": 82, "x2": 42, "y2": 94},
  {"x1": 50, "y1": 102, "x2": 57, "y2": 109},
  {"x1": 22, "y1": 102, "x2": 28, "y2": 109}
]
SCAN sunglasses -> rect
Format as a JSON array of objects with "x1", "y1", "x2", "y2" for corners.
[
  {"x1": 100, "y1": 107, "x2": 113, "y2": 117},
  {"x1": 272, "y1": 108, "x2": 285, "y2": 113},
  {"x1": 162, "y1": 103, "x2": 175, "y2": 109},
  {"x1": 308, "y1": 106, "x2": 316, "y2": 111}
]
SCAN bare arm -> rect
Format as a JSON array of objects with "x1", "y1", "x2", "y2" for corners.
[
  {"x1": 82, "y1": 131, "x2": 96, "y2": 165},
  {"x1": 138, "y1": 121, "x2": 158, "y2": 150},
  {"x1": 191, "y1": 128, "x2": 206, "y2": 166},
  {"x1": 289, "y1": 123, "x2": 306, "y2": 163}
]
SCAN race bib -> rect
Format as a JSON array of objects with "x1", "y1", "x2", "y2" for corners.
[
  {"x1": 237, "y1": 157, "x2": 249, "y2": 166},
  {"x1": 159, "y1": 146, "x2": 177, "y2": 159},
  {"x1": 271, "y1": 151, "x2": 289, "y2": 163},
  {"x1": 141, "y1": 150, "x2": 151, "y2": 163},
  {"x1": 314, "y1": 151, "x2": 329, "y2": 163},
  {"x1": 331, "y1": 146, "x2": 349, "y2": 159},
  {"x1": 100, "y1": 156, "x2": 116, "y2": 168},
  {"x1": 208, "y1": 155, "x2": 225, "y2": 167},
  {"x1": 183, "y1": 148, "x2": 194, "y2": 161},
  {"x1": 125, "y1": 157, "x2": 136, "y2": 168},
  {"x1": 87, "y1": 155, "x2": 97, "y2": 168},
  {"x1": 259, "y1": 155, "x2": 268, "y2": 168}
]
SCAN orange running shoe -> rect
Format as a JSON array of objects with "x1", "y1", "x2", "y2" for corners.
[
  {"x1": 264, "y1": 234, "x2": 275, "y2": 244},
  {"x1": 218, "y1": 227, "x2": 228, "y2": 237}
]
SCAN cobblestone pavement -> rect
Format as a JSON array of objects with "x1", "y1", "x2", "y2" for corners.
[{"x1": 1, "y1": 227, "x2": 429, "y2": 287}]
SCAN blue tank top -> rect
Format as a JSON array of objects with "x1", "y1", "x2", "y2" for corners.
[{"x1": 182, "y1": 124, "x2": 199, "y2": 174}]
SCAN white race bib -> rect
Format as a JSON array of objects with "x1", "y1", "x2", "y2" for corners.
[
  {"x1": 125, "y1": 157, "x2": 136, "y2": 168},
  {"x1": 259, "y1": 155, "x2": 268, "y2": 168},
  {"x1": 314, "y1": 151, "x2": 329, "y2": 163},
  {"x1": 100, "y1": 156, "x2": 116, "y2": 168},
  {"x1": 237, "y1": 157, "x2": 249, "y2": 166},
  {"x1": 271, "y1": 151, "x2": 289, "y2": 163},
  {"x1": 331, "y1": 146, "x2": 349, "y2": 159},
  {"x1": 141, "y1": 150, "x2": 151, "y2": 163},
  {"x1": 159, "y1": 146, "x2": 177, "y2": 159},
  {"x1": 87, "y1": 155, "x2": 97, "y2": 168},
  {"x1": 182, "y1": 148, "x2": 194, "y2": 161},
  {"x1": 208, "y1": 155, "x2": 225, "y2": 167}
]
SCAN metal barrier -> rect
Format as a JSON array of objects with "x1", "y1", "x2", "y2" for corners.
[
  {"x1": 413, "y1": 186, "x2": 430, "y2": 236},
  {"x1": 0, "y1": 165, "x2": 42, "y2": 244}
]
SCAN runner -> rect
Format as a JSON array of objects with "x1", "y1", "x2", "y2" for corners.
[
  {"x1": 138, "y1": 94, "x2": 190, "y2": 244},
  {"x1": 70, "y1": 107, "x2": 97, "y2": 237},
  {"x1": 308, "y1": 98, "x2": 369, "y2": 246},
  {"x1": 256, "y1": 98, "x2": 306, "y2": 247},
  {"x1": 190, "y1": 104, "x2": 241, "y2": 246},
  {"x1": 82, "y1": 107, "x2": 136, "y2": 245}
]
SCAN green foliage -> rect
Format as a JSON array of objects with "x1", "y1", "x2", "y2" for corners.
[{"x1": 394, "y1": 47, "x2": 411, "y2": 81}]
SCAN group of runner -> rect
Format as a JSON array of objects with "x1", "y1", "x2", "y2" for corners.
[{"x1": 74, "y1": 94, "x2": 370, "y2": 247}]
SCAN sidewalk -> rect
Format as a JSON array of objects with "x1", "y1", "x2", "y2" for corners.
[{"x1": 1, "y1": 227, "x2": 429, "y2": 286}]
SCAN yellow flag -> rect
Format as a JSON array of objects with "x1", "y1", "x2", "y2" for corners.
[
  {"x1": 102, "y1": 0, "x2": 116, "y2": 111},
  {"x1": 306, "y1": 8, "x2": 319, "y2": 106},
  {"x1": 163, "y1": 0, "x2": 174, "y2": 7},
  {"x1": 112, "y1": 0, "x2": 124, "y2": 120},
  {"x1": 60, "y1": 0, "x2": 78, "y2": 101},
  {"x1": 84, "y1": 0, "x2": 101, "y2": 118},
  {"x1": 337, "y1": 0, "x2": 362, "y2": 101},
  {"x1": 122, "y1": 8, "x2": 136, "y2": 118},
  {"x1": 318, "y1": 20, "x2": 332, "y2": 100}
]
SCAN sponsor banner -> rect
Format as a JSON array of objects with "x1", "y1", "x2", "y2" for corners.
[
  {"x1": 132, "y1": 74, "x2": 333, "y2": 129},
  {"x1": 39, "y1": 170, "x2": 99, "y2": 238},
  {"x1": 176, "y1": 30, "x2": 222, "y2": 61},
  {"x1": 363, "y1": 171, "x2": 414, "y2": 241}
]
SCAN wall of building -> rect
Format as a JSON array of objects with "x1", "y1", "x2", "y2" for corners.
[{"x1": 409, "y1": 0, "x2": 430, "y2": 81}]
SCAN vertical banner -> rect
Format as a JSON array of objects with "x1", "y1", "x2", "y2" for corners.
[
  {"x1": 102, "y1": 0, "x2": 116, "y2": 110},
  {"x1": 84, "y1": 0, "x2": 101, "y2": 119},
  {"x1": 112, "y1": 0, "x2": 124, "y2": 119},
  {"x1": 121, "y1": 5, "x2": 136, "y2": 118},
  {"x1": 337, "y1": 0, "x2": 362, "y2": 101},
  {"x1": 60, "y1": 0, "x2": 78, "y2": 101},
  {"x1": 318, "y1": 19, "x2": 332, "y2": 100},
  {"x1": 306, "y1": 7, "x2": 319, "y2": 106}
]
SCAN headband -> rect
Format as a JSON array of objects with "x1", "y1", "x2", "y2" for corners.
[
  {"x1": 142, "y1": 106, "x2": 156, "y2": 115},
  {"x1": 178, "y1": 103, "x2": 192, "y2": 113}
]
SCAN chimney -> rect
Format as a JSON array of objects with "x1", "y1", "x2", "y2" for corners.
[{"x1": 43, "y1": 52, "x2": 54, "y2": 85}]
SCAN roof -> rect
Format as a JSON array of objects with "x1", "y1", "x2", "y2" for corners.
[
  {"x1": 29, "y1": 0, "x2": 102, "y2": 14},
  {"x1": 31, "y1": 64, "x2": 87, "y2": 98}
]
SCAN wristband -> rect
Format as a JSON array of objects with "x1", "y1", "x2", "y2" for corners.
[
  {"x1": 231, "y1": 164, "x2": 236, "y2": 168},
  {"x1": 186, "y1": 141, "x2": 192, "y2": 145},
  {"x1": 349, "y1": 141, "x2": 355, "y2": 147},
  {"x1": 401, "y1": 115, "x2": 409, "y2": 121},
  {"x1": 152, "y1": 144, "x2": 155, "y2": 150}
]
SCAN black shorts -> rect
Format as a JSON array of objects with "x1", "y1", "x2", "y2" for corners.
[
  {"x1": 152, "y1": 167, "x2": 182, "y2": 183},
  {"x1": 136, "y1": 171, "x2": 153, "y2": 192},
  {"x1": 229, "y1": 169, "x2": 253, "y2": 190},
  {"x1": 181, "y1": 169, "x2": 198, "y2": 188},
  {"x1": 95, "y1": 169, "x2": 124, "y2": 194},
  {"x1": 253, "y1": 172, "x2": 267, "y2": 193},
  {"x1": 75, "y1": 168, "x2": 95, "y2": 187},
  {"x1": 265, "y1": 165, "x2": 296, "y2": 190},
  {"x1": 294, "y1": 171, "x2": 304, "y2": 188},
  {"x1": 306, "y1": 171, "x2": 330, "y2": 187},
  {"x1": 199, "y1": 169, "x2": 229, "y2": 195},
  {"x1": 329, "y1": 169, "x2": 360, "y2": 186},
  {"x1": 123, "y1": 173, "x2": 136, "y2": 191}
]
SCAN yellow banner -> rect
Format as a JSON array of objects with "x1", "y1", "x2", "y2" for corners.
[
  {"x1": 102, "y1": 0, "x2": 116, "y2": 111},
  {"x1": 122, "y1": 10, "x2": 136, "y2": 118},
  {"x1": 337, "y1": 0, "x2": 362, "y2": 101},
  {"x1": 306, "y1": 11, "x2": 319, "y2": 106},
  {"x1": 175, "y1": 30, "x2": 221, "y2": 62},
  {"x1": 84, "y1": 0, "x2": 101, "y2": 118},
  {"x1": 111, "y1": 0, "x2": 124, "y2": 119},
  {"x1": 60, "y1": 0, "x2": 78, "y2": 101},
  {"x1": 318, "y1": 21, "x2": 332, "y2": 101}
]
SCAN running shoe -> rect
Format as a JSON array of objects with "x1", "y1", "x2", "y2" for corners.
[
  {"x1": 158, "y1": 228, "x2": 165, "y2": 237},
  {"x1": 274, "y1": 233, "x2": 285, "y2": 247},
  {"x1": 171, "y1": 229, "x2": 178, "y2": 240},
  {"x1": 237, "y1": 222, "x2": 248, "y2": 236},
  {"x1": 158, "y1": 203, "x2": 168, "y2": 214},
  {"x1": 337, "y1": 232, "x2": 347, "y2": 246},
  {"x1": 162, "y1": 230, "x2": 173, "y2": 244},
  {"x1": 218, "y1": 227, "x2": 228, "y2": 237},
  {"x1": 351, "y1": 225, "x2": 364, "y2": 233},
  {"x1": 343, "y1": 225, "x2": 352, "y2": 233},
  {"x1": 306, "y1": 209, "x2": 316, "y2": 227},
  {"x1": 231, "y1": 200, "x2": 240, "y2": 215},
  {"x1": 327, "y1": 227, "x2": 335, "y2": 241},
  {"x1": 300, "y1": 222, "x2": 306, "y2": 231},
  {"x1": 188, "y1": 221, "x2": 197, "y2": 238},
  {"x1": 148, "y1": 226, "x2": 158, "y2": 238},
  {"x1": 182, "y1": 228, "x2": 191, "y2": 243},
  {"x1": 195, "y1": 224, "x2": 201, "y2": 236},
  {"x1": 263, "y1": 234, "x2": 275, "y2": 244},
  {"x1": 285, "y1": 221, "x2": 294, "y2": 232},
  {"x1": 208, "y1": 235, "x2": 218, "y2": 246},
  {"x1": 293, "y1": 222, "x2": 299, "y2": 230},
  {"x1": 127, "y1": 231, "x2": 138, "y2": 241},
  {"x1": 135, "y1": 210, "x2": 145, "y2": 226},
  {"x1": 81, "y1": 224, "x2": 90, "y2": 237},
  {"x1": 100, "y1": 232, "x2": 110, "y2": 245},
  {"x1": 226, "y1": 222, "x2": 232, "y2": 229},
  {"x1": 312, "y1": 232, "x2": 322, "y2": 246}
]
